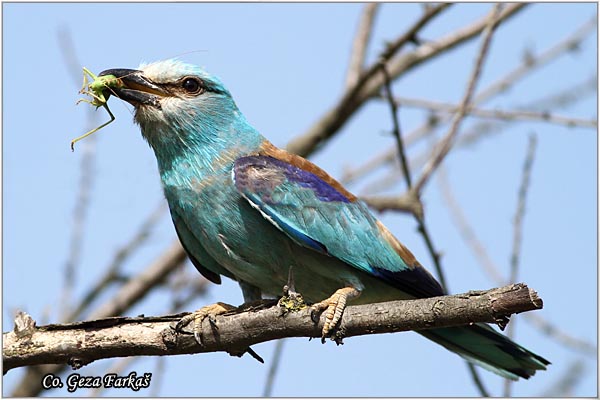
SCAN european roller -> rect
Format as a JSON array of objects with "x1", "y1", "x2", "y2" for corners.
[{"x1": 98, "y1": 59, "x2": 549, "y2": 380}]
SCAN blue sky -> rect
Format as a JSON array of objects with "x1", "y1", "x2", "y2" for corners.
[{"x1": 3, "y1": 3, "x2": 597, "y2": 397}]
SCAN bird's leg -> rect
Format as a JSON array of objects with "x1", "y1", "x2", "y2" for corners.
[
  {"x1": 310, "y1": 287, "x2": 361, "y2": 343},
  {"x1": 175, "y1": 302, "x2": 237, "y2": 345},
  {"x1": 278, "y1": 266, "x2": 306, "y2": 314}
]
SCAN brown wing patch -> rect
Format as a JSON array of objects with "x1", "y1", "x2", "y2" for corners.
[
  {"x1": 375, "y1": 220, "x2": 419, "y2": 268},
  {"x1": 259, "y1": 141, "x2": 358, "y2": 202}
]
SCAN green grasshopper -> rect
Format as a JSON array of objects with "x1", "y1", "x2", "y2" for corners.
[{"x1": 71, "y1": 67, "x2": 124, "y2": 151}]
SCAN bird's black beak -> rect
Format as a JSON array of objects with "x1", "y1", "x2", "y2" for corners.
[{"x1": 99, "y1": 68, "x2": 168, "y2": 108}]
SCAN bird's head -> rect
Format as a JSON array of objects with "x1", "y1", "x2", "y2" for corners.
[{"x1": 100, "y1": 59, "x2": 258, "y2": 162}]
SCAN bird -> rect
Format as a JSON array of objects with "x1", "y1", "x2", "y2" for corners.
[{"x1": 98, "y1": 59, "x2": 549, "y2": 380}]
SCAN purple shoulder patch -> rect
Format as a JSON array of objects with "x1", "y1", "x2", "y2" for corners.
[{"x1": 234, "y1": 156, "x2": 350, "y2": 203}]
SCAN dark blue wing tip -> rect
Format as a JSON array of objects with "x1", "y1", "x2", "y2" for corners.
[{"x1": 370, "y1": 265, "x2": 445, "y2": 298}]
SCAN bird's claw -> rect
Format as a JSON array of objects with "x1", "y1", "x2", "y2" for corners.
[
  {"x1": 175, "y1": 302, "x2": 236, "y2": 346},
  {"x1": 309, "y1": 287, "x2": 361, "y2": 343}
]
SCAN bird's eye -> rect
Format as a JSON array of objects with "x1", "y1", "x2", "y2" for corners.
[{"x1": 182, "y1": 77, "x2": 202, "y2": 94}]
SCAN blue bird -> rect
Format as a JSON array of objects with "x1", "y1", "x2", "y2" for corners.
[{"x1": 100, "y1": 60, "x2": 549, "y2": 380}]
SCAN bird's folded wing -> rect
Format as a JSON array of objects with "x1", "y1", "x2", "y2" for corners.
[
  {"x1": 232, "y1": 154, "x2": 444, "y2": 298},
  {"x1": 172, "y1": 209, "x2": 236, "y2": 284}
]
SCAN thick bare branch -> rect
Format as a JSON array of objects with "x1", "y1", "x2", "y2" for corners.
[{"x1": 4, "y1": 283, "x2": 543, "y2": 373}]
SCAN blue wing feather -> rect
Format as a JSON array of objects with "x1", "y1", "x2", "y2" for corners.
[{"x1": 233, "y1": 155, "x2": 444, "y2": 298}]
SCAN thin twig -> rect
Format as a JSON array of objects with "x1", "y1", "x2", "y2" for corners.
[
  {"x1": 380, "y1": 34, "x2": 493, "y2": 393},
  {"x1": 526, "y1": 313, "x2": 597, "y2": 354},
  {"x1": 380, "y1": 63, "x2": 413, "y2": 188},
  {"x1": 467, "y1": 362, "x2": 490, "y2": 397},
  {"x1": 508, "y1": 134, "x2": 537, "y2": 287},
  {"x1": 91, "y1": 266, "x2": 209, "y2": 396},
  {"x1": 360, "y1": 73, "x2": 597, "y2": 195},
  {"x1": 379, "y1": 59, "x2": 448, "y2": 289},
  {"x1": 437, "y1": 167, "x2": 506, "y2": 284},
  {"x1": 540, "y1": 359, "x2": 586, "y2": 397},
  {"x1": 262, "y1": 339, "x2": 286, "y2": 397},
  {"x1": 414, "y1": 3, "x2": 503, "y2": 195},
  {"x1": 66, "y1": 202, "x2": 167, "y2": 321},
  {"x1": 504, "y1": 134, "x2": 537, "y2": 397},
  {"x1": 10, "y1": 241, "x2": 188, "y2": 397},
  {"x1": 389, "y1": 96, "x2": 597, "y2": 128},
  {"x1": 346, "y1": 3, "x2": 380, "y2": 89},
  {"x1": 57, "y1": 26, "x2": 98, "y2": 321},
  {"x1": 340, "y1": 15, "x2": 595, "y2": 185},
  {"x1": 437, "y1": 163, "x2": 597, "y2": 356},
  {"x1": 287, "y1": 3, "x2": 457, "y2": 156}
]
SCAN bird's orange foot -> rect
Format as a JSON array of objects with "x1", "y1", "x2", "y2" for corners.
[
  {"x1": 175, "y1": 302, "x2": 237, "y2": 345},
  {"x1": 310, "y1": 287, "x2": 361, "y2": 343}
]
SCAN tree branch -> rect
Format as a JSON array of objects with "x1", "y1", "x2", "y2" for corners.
[
  {"x1": 389, "y1": 96, "x2": 597, "y2": 129},
  {"x1": 4, "y1": 283, "x2": 543, "y2": 373},
  {"x1": 413, "y1": 3, "x2": 502, "y2": 194},
  {"x1": 340, "y1": 14, "x2": 595, "y2": 186},
  {"x1": 9, "y1": 240, "x2": 188, "y2": 396},
  {"x1": 345, "y1": 3, "x2": 380, "y2": 89},
  {"x1": 287, "y1": 4, "x2": 525, "y2": 157}
]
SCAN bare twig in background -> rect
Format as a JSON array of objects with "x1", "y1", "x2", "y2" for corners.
[
  {"x1": 467, "y1": 363, "x2": 490, "y2": 397},
  {"x1": 57, "y1": 26, "x2": 84, "y2": 88},
  {"x1": 380, "y1": 64, "x2": 413, "y2": 188},
  {"x1": 88, "y1": 241, "x2": 186, "y2": 319},
  {"x1": 540, "y1": 359, "x2": 586, "y2": 397},
  {"x1": 437, "y1": 167, "x2": 506, "y2": 284},
  {"x1": 345, "y1": 3, "x2": 380, "y2": 89},
  {"x1": 340, "y1": 15, "x2": 596, "y2": 186},
  {"x1": 263, "y1": 5, "x2": 376, "y2": 391},
  {"x1": 10, "y1": 241, "x2": 188, "y2": 397},
  {"x1": 67, "y1": 202, "x2": 167, "y2": 321},
  {"x1": 390, "y1": 96, "x2": 597, "y2": 128},
  {"x1": 150, "y1": 357, "x2": 166, "y2": 397},
  {"x1": 57, "y1": 26, "x2": 98, "y2": 321},
  {"x1": 504, "y1": 134, "x2": 537, "y2": 397},
  {"x1": 525, "y1": 313, "x2": 597, "y2": 355},
  {"x1": 262, "y1": 339, "x2": 286, "y2": 397},
  {"x1": 4, "y1": 283, "x2": 545, "y2": 372},
  {"x1": 289, "y1": 4, "x2": 527, "y2": 157},
  {"x1": 414, "y1": 4, "x2": 502, "y2": 195},
  {"x1": 88, "y1": 357, "x2": 138, "y2": 397},
  {"x1": 359, "y1": 74, "x2": 597, "y2": 195},
  {"x1": 90, "y1": 267, "x2": 209, "y2": 396},
  {"x1": 508, "y1": 135, "x2": 537, "y2": 287},
  {"x1": 437, "y1": 162, "x2": 597, "y2": 357},
  {"x1": 376, "y1": 7, "x2": 507, "y2": 390},
  {"x1": 379, "y1": 60, "x2": 447, "y2": 290}
]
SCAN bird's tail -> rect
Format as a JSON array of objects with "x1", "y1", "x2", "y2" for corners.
[{"x1": 419, "y1": 323, "x2": 550, "y2": 380}]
